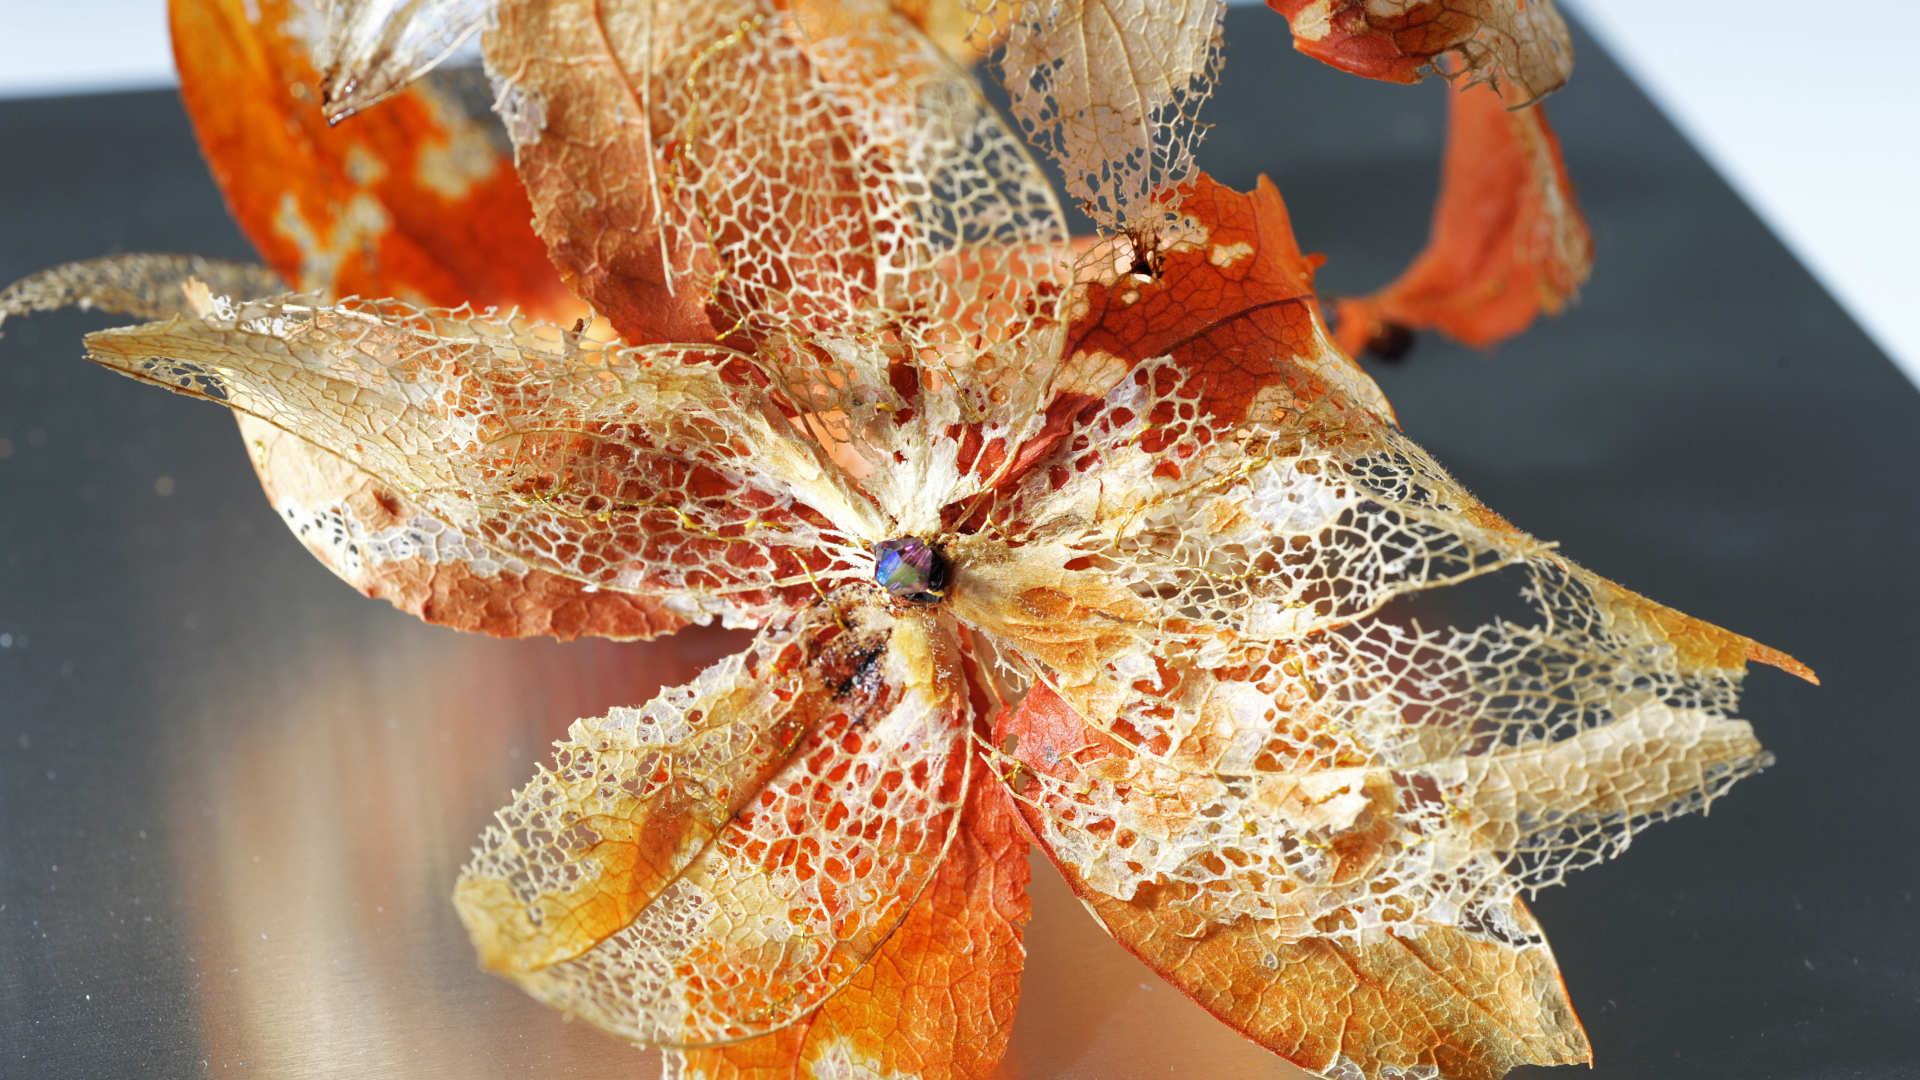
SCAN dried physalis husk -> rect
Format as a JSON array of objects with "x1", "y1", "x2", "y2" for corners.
[
  {"x1": 1268, "y1": 0, "x2": 1573, "y2": 105},
  {"x1": 1264, "y1": 0, "x2": 1591, "y2": 355},
  {"x1": 1333, "y1": 82, "x2": 1592, "y2": 357},
  {"x1": 3, "y1": 4, "x2": 1812, "y2": 1079}
]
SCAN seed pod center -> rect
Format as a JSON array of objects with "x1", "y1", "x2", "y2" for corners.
[{"x1": 872, "y1": 537, "x2": 948, "y2": 605}]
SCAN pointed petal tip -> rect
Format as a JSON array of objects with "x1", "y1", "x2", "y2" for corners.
[{"x1": 1749, "y1": 642, "x2": 1818, "y2": 685}]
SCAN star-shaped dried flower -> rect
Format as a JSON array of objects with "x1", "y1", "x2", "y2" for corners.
[{"x1": 0, "y1": 1, "x2": 1813, "y2": 1078}]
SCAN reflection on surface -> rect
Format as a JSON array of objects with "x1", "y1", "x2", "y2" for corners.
[{"x1": 158, "y1": 620, "x2": 727, "y2": 1077}]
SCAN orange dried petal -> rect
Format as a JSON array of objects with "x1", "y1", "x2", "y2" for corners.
[
  {"x1": 675, "y1": 775, "x2": 1031, "y2": 1080},
  {"x1": 169, "y1": 0, "x2": 573, "y2": 312},
  {"x1": 1066, "y1": 172, "x2": 1393, "y2": 425},
  {"x1": 1268, "y1": 0, "x2": 1572, "y2": 106},
  {"x1": 1333, "y1": 84, "x2": 1593, "y2": 355}
]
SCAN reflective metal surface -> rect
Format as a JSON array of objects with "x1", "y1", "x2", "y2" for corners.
[{"x1": 4, "y1": 10, "x2": 1914, "y2": 1079}]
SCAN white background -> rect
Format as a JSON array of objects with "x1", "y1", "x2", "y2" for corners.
[{"x1": 4, "y1": 0, "x2": 1916, "y2": 387}]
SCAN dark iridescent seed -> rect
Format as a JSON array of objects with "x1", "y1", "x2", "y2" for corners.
[{"x1": 873, "y1": 537, "x2": 949, "y2": 605}]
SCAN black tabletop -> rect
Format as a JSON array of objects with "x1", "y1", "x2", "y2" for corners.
[{"x1": 3, "y1": 8, "x2": 1915, "y2": 1080}]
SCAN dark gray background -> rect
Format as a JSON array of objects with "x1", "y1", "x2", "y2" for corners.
[{"x1": 3, "y1": 9, "x2": 1914, "y2": 1079}]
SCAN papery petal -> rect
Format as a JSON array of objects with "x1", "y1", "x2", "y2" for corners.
[
  {"x1": 670, "y1": 773, "x2": 1032, "y2": 1080},
  {"x1": 967, "y1": 379, "x2": 1805, "y2": 949},
  {"x1": 314, "y1": 0, "x2": 494, "y2": 120},
  {"x1": 457, "y1": 601, "x2": 974, "y2": 1046},
  {"x1": 1333, "y1": 84, "x2": 1592, "y2": 355},
  {"x1": 169, "y1": 0, "x2": 571, "y2": 312},
  {"x1": 1066, "y1": 173, "x2": 1394, "y2": 425},
  {"x1": 998, "y1": 689, "x2": 1587, "y2": 1079},
  {"x1": 483, "y1": 0, "x2": 1081, "y2": 535},
  {"x1": 240, "y1": 416, "x2": 684, "y2": 638},
  {"x1": 0, "y1": 256, "x2": 684, "y2": 640},
  {"x1": 1267, "y1": 0, "x2": 1573, "y2": 106},
  {"x1": 0, "y1": 254, "x2": 282, "y2": 329},
  {"x1": 986, "y1": 568, "x2": 1787, "y2": 920},
  {"x1": 79, "y1": 295, "x2": 883, "y2": 624},
  {"x1": 481, "y1": 0, "x2": 1070, "y2": 391},
  {"x1": 980, "y1": 0, "x2": 1225, "y2": 233}
]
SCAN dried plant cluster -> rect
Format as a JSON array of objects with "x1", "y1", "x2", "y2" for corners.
[{"x1": 0, "y1": 1, "x2": 1812, "y2": 1078}]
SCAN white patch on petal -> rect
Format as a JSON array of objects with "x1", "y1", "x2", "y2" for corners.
[
  {"x1": 1242, "y1": 459, "x2": 1351, "y2": 535},
  {"x1": 271, "y1": 191, "x2": 392, "y2": 294},
  {"x1": 489, "y1": 72, "x2": 548, "y2": 146},
  {"x1": 276, "y1": 500, "x2": 528, "y2": 581},
  {"x1": 661, "y1": 590, "x2": 752, "y2": 629},
  {"x1": 1288, "y1": 0, "x2": 1336, "y2": 42},
  {"x1": 806, "y1": 1037, "x2": 914, "y2": 1080},
  {"x1": 1207, "y1": 240, "x2": 1253, "y2": 267}
]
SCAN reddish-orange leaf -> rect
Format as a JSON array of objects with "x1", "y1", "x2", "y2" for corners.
[
  {"x1": 994, "y1": 686, "x2": 1592, "y2": 1080},
  {"x1": 169, "y1": 0, "x2": 572, "y2": 312},
  {"x1": 1065, "y1": 172, "x2": 1394, "y2": 426},
  {"x1": 1332, "y1": 83, "x2": 1593, "y2": 355},
  {"x1": 674, "y1": 774, "x2": 1032, "y2": 1080},
  {"x1": 1267, "y1": 0, "x2": 1573, "y2": 106}
]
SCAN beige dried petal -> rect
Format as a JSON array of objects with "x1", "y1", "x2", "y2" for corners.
[
  {"x1": 1, "y1": 257, "x2": 674, "y2": 639},
  {"x1": 79, "y1": 296, "x2": 878, "y2": 625},
  {"x1": 0, "y1": 254, "x2": 282, "y2": 330},
  {"x1": 316, "y1": 0, "x2": 494, "y2": 120},
  {"x1": 978, "y1": 350, "x2": 1781, "y2": 942},
  {"x1": 242, "y1": 415, "x2": 686, "y2": 639},
  {"x1": 984, "y1": 0, "x2": 1226, "y2": 232},
  {"x1": 482, "y1": 0, "x2": 1072, "y2": 390}
]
